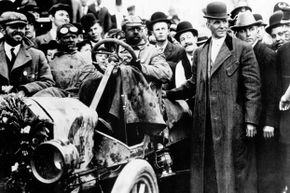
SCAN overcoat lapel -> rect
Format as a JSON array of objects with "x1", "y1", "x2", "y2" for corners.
[
  {"x1": 12, "y1": 45, "x2": 32, "y2": 71},
  {"x1": 200, "y1": 41, "x2": 209, "y2": 81},
  {"x1": 210, "y1": 42, "x2": 232, "y2": 76}
]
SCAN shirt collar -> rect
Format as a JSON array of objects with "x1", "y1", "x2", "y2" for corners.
[{"x1": 4, "y1": 42, "x2": 21, "y2": 55}]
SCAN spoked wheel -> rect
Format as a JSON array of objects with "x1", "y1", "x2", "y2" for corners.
[{"x1": 111, "y1": 159, "x2": 159, "y2": 193}]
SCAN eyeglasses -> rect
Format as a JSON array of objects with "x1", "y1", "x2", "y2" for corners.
[{"x1": 59, "y1": 26, "x2": 78, "y2": 35}]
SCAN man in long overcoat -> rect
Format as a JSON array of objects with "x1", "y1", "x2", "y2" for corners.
[
  {"x1": 232, "y1": 11, "x2": 280, "y2": 193},
  {"x1": 165, "y1": 2, "x2": 261, "y2": 193}
]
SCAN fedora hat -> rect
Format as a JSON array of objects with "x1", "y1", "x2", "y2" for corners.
[
  {"x1": 231, "y1": 11, "x2": 262, "y2": 31},
  {"x1": 150, "y1": 11, "x2": 171, "y2": 29},
  {"x1": 253, "y1": 13, "x2": 267, "y2": 26},
  {"x1": 203, "y1": 1, "x2": 230, "y2": 19},
  {"x1": 230, "y1": 1, "x2": 252, "y2": 19},
  {"x1": 174, "y1": 21, "x2": 198, "y2": 41},
  {"x1": 265, "y1": 11, "x2": 283, "y2": 34}
]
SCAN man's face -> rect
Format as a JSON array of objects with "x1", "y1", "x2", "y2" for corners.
[
  {"x1": 152, "y1": 22, "x2": 169, "y2": 42},
  {"x1": 236, "y1": 25, "x2": 259, "y2": 45},
  {"x1": 88, "y1": 22, "x2": 103, "y2": 42},
  {"x1": 271, "y1": 25, "x2": 287, "y2": 49},
  {"x1": 52, "y1": 10, "x2": 70, "y2": 27},
  {"x1": 125, "y1": 25, "x2": 143, "y2": 45},
  {"x1": 207, "y1": 19, "x2": 228, "y2": 39},
  {"x1": 5, "y1": 23, "x2": 26, "y2": 45},
  {"x1": 25, "y1": 23, "x2": 35, "y2": 39},
  {"x1": 59, "y1": 33, "x2": 78, "y2": 52},
  {"x1": 179, "y1": 31, "x2": 197, "y2": 53}
]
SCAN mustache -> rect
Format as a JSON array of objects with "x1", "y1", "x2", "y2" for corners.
[
  {"x1": 12, "y1": 31, "x2": 24, "y2": 37},
  {"x1": 184, "y1": 42, "x2": 194, "y2": 47}
]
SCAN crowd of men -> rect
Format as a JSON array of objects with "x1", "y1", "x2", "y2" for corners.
[{"x1": 2, "y1": 0, "x2": 290, "y2": 193}]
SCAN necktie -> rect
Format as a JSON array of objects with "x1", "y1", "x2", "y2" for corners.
[{"x1": 10, "y1": 48, "x2": 16, "y2": 64}]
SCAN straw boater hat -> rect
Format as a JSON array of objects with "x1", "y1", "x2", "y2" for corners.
[
  {"x1": 203, "y1": 1, "x2": 230, "y2": 19},
  {"x1": 231, "y1": 11, "x2": 262, "y2": 31}
]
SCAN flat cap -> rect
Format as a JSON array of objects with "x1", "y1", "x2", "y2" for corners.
[
  {"x1": 0, "y1": 11, "x2": 27, "y2": 26},
  {"x1": 122, "y1": 15, "x2": 143, "y2": 27}
]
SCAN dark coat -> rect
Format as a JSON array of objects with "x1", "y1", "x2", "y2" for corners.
[
  {"x1": 163, "y1": 41, "x2": 184, "y2": 89},
  {"x1": 88, "y1": 3, "x2": 113, "y2": 33},
  {"x1": 0, "y1": 41, "x2": 55, "y2": 96},
  {"x1": 167, "y1": 35, "x2": 261, "y2": 193},
  {"x1": 253, "y1": 41, "x2": 279, "y2": 128},
  {"x1": 277, "y1": 42, "x2": 290, "y2": 144}
]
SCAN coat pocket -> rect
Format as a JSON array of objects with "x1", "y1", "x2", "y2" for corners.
[{"x1": 226, "y1": 61, "x2": 240, "y2": 77}]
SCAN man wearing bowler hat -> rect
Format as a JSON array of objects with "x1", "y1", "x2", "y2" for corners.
[
  {"x1": 149, "y1": 11, "x2": 184, "y2": 89},
  {"x1": 0, "y1": 11, "x2": 54, "y2": 98},
  {"x1": 36, "y1": 3, "x2": 71, "y2": 47},
  {"x1": 164, "y1": 1, "x2": 261, "y2": 193},
  {"x1": 174, "y1": 21, "x2": 198, "y2": 88},
  {"x1": 266, "y1": 11, "x2": 289, "y2": 51},
  {"x1": 232, "y1": 11, "x2": 280, "y2": 193}
]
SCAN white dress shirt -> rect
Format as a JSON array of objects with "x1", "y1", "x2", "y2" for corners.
[
  {"x1": 4, "y1": 42, "x2": 20, "y2": 61},
  {"x1": 210, "y1": 36, "x2": 226, "y2": 64}
]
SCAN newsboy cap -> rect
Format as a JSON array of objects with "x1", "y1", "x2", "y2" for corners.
[
  {"x1": 203, "y1": 1, "x2": 230, "y2": 19},
  {"x1": 174, "y1": 21, "x2": 198, "y2": 41},
  {"x1": 49, "y1": 3, "x2": 71, "y2": 17},
  {"x1": 0, "y1": 11, "x2": 27, "y2": 26},
  {"x1": 121, "y1": 15, "x2": 143, "y2": 28},
  {"x1": 230, "y1": 1, "x2": 252, "y2": 19}
]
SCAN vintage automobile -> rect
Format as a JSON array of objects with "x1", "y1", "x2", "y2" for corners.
[{"x1": 0, "y1": 39, "x2": 191, "y2": 193}]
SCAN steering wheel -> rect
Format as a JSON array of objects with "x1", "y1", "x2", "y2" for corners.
[{"x1": 92, "y1": 38, "x2": 137, "y2": 65}]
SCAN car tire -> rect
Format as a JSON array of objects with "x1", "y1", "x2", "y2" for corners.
[{"x1": 111, "y1": 159, "x2": 159, "y2": 193}]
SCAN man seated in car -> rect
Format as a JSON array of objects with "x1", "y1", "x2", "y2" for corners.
[{"x1": 35, "y1": 23, "x2": 102, "y2": 98}]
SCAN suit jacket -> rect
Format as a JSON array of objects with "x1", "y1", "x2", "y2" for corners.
[
  {"x1": 0, "y1": 41, "x2": 55, "y2": 96},
  {"x1": 88, "y1": 4, "x2": 113, "y2": 33},
  {"x1": 167, "y1": 34, "x2": 261, "y2": 193},
  {"x1": 253, "y1": 40, "x2": 279, "y2": 128}
]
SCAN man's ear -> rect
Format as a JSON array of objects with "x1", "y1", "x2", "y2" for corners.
[{"x1": 49, "y1": 15, "x2": 54, "y2": 22}]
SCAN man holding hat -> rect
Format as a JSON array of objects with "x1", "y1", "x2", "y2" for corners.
[
  {"x1": 36, "y1": 3, "x2": 71, "y2": 47},
  {"x1": 150, "y1": 11, "x2": 184, "y2": 89},
  {"x1": 232, "y1": 11, "x2": 280, "y2": 193},
  {"x1": 0, "y1": 11, "x2": 54, "y2": 97},
  {"x1": 174, "y1": 21, "x2": 198, "y2": 88},
  {"x1": 164, "y1": 1, "x2": 261, "y2": 193}
]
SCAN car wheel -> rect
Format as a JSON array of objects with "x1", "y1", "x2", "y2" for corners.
[{"x1": 111, "y1": 159, "x2": 159, "y2": 193}]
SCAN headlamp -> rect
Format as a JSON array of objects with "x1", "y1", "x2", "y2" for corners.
[{"x1": 31, "y1": 140, "x2": 79, "y2": 184}]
